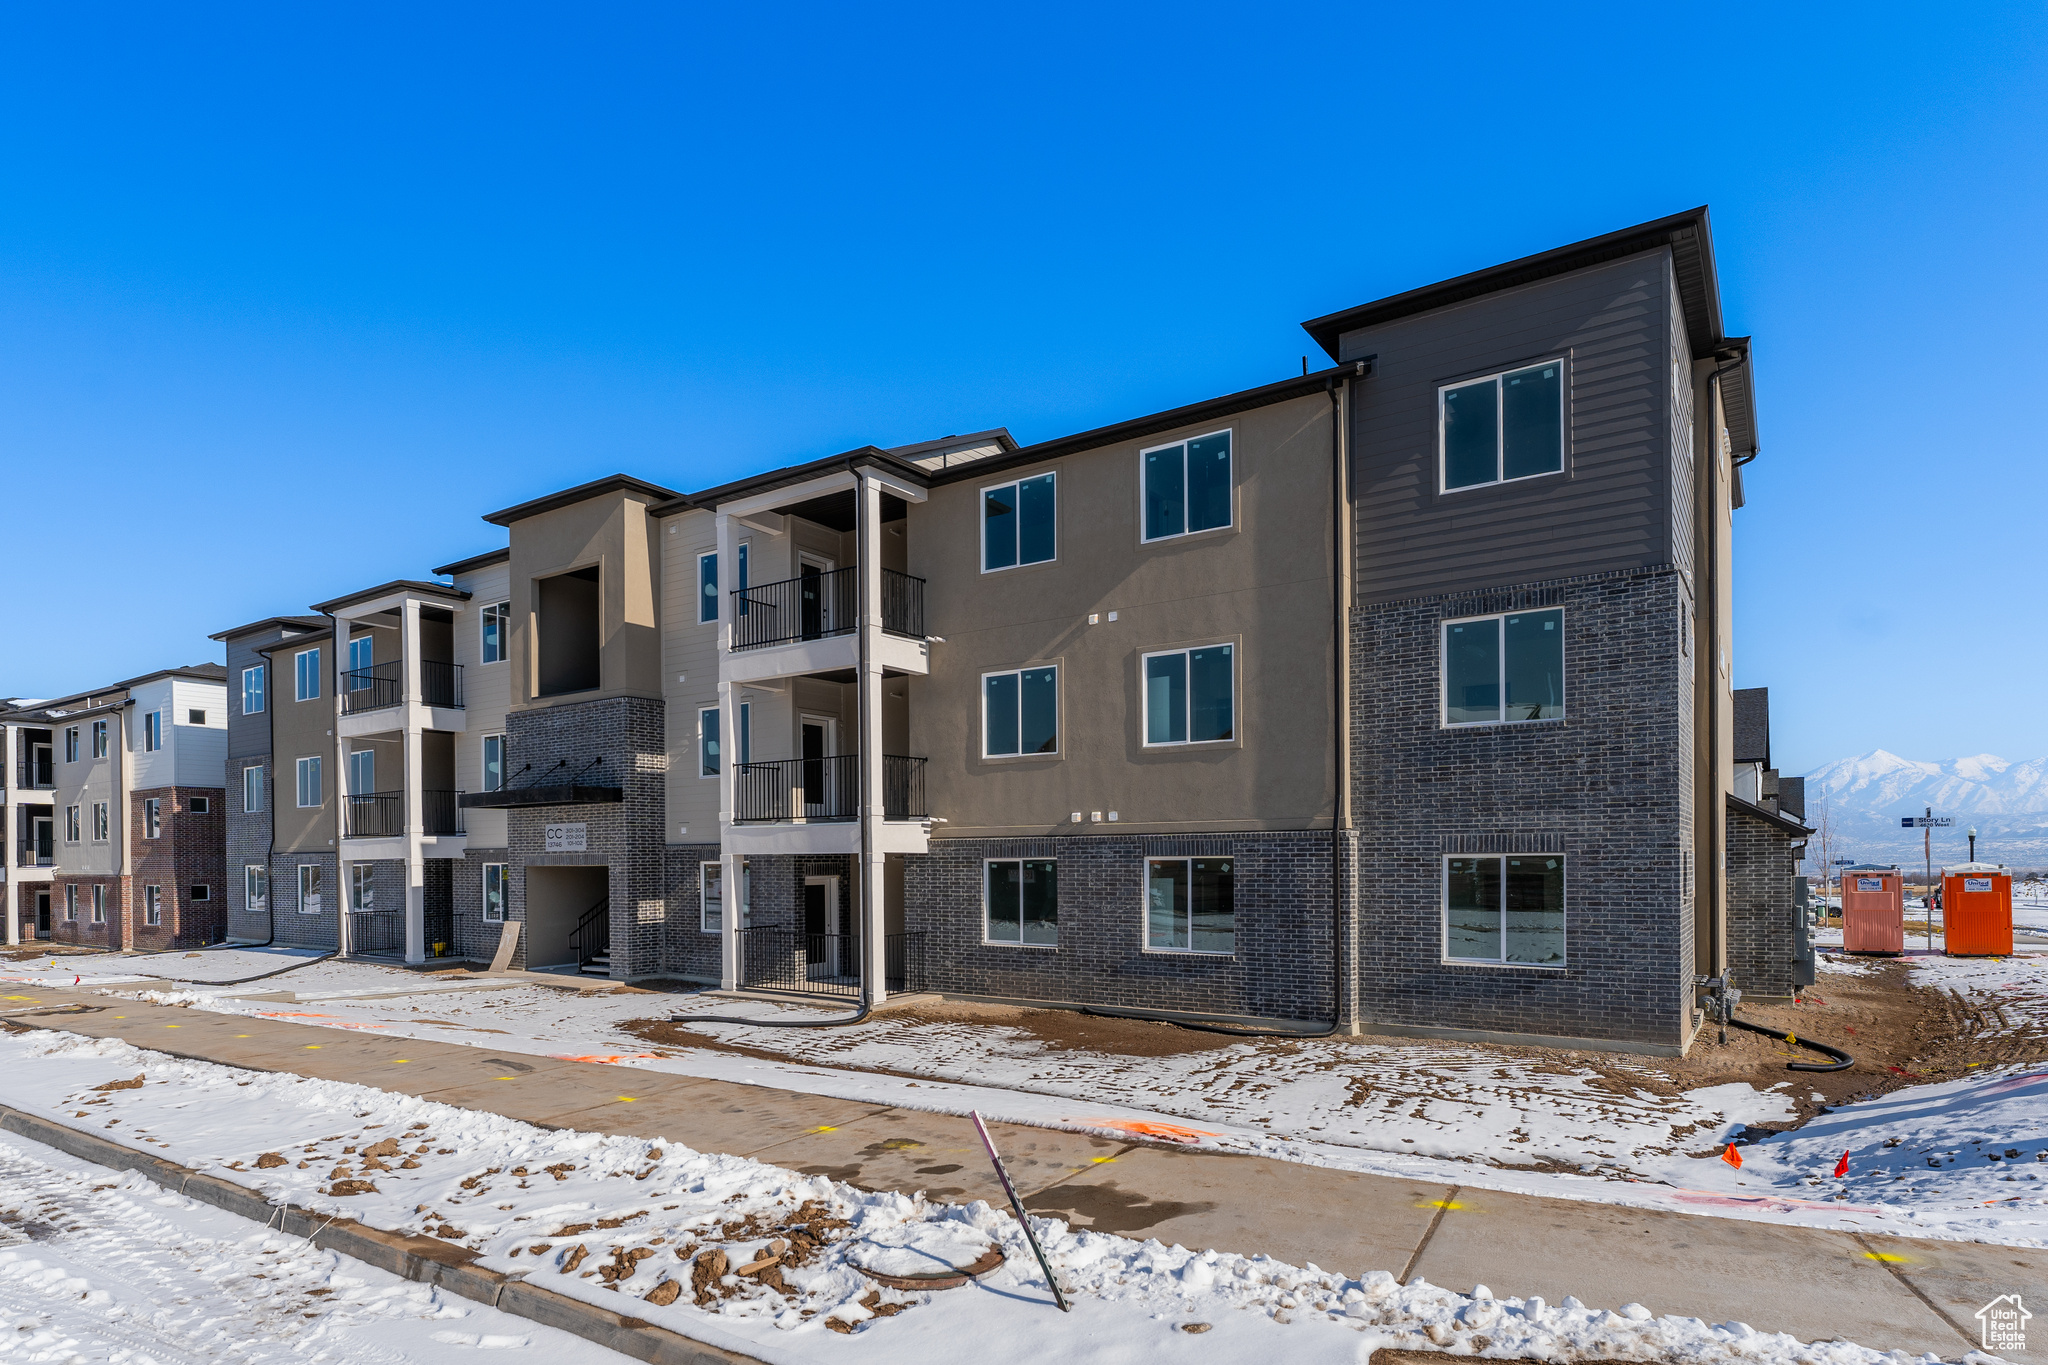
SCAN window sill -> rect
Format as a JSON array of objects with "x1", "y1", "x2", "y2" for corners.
[
  {"x1": 1140, "y1": 946, "x2": 1234, "y2": 959},
  {"x1": 979, "y1": 751, "x2": 1062, "y2": 764},
  {"x1": 1440, "y1": 717, "x2": 1568, "y2": 731},
  {"x1": 1139, "y1": 522, "x2": 1237, "y2": 549},
  {"x1": 1140, "y1": 738, "x2": 1239, "y2": 751},
  {"x1": 1438, "y1": 467, "x2": 1566, "y2": 497},
  {"x1": 981, "y1": 939, "x2": 1059, "y2": 950},
  {"x1": 1439, "y1": 958, "x2": 1567, "y2": 972}
]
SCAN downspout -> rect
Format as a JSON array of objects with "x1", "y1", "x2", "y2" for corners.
[{"x1": 116, "y1": 702, "x2": 134, "y2": 951}]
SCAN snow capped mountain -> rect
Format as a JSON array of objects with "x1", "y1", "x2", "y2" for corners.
[{"x1": 1802, "y1": 750, "x2": 2048, "y2": 864}]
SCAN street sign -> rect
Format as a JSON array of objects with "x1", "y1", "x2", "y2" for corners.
[{"x1": 1901, "y1": 817, "x2": 1954, "y2": 828}]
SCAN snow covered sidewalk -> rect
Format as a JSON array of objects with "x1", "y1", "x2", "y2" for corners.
[{"x1": 0, "y1": 1025, "x2": 2009, "y2": 1365}]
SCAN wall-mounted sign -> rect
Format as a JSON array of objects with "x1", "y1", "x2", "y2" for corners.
[
  {"x1": 1964, "y1": 877, "x2": 1993, "y2": 894},
  {"x1": 545, "y1": 823, "x2": 588, "y2": 853}
]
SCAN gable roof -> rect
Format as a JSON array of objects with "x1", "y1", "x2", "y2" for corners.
[
  {"x1": 208, "y1": 614, "x2": 330, "y2": 644},
  {"x1": 482, "y1": 474, "x2": 682, "y2": 528}
]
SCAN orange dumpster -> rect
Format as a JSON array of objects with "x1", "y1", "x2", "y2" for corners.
[
  {"x1": 1841, "y1": 864, "x2": 1904, "y2": 954},
  {"x1": 1942, "y1": 862, "x2": 2012, "y2": 956}
]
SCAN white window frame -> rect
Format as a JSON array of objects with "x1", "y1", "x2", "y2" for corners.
[
  {"x1": 64, "y1": 805, "x2": 80, "y2": 844},
  {"x1": 144, "y1": 884, "x2": 162, "y2": 926},
  {"x1": 1436, "y1": 358, "x2": 1567, "y2": 494},
  {"x1": 143, "y1": 710, "x2": 161, "y2": 752},
  {"x1": 700, "y1": 861, "x2": 723, "y2": 934},
  {"x1": 64, "y1": 727, "x2": 79, "y2": 762},
  {"x1": 351, "y1": 863, "x2": 375, "y2": 912},
  {"x1": 298, "y1": 863, "x2": 322, "y2": 915},
  {"x1": 91, "y1": 885, "x2": 106, "y2": 923},
  {"x1": 296, "y1": 756, "x2": 322, "y2": 808},
  {"x1": 482, "y1": 734, "x2": 506, "y2": 793},
  {"x1": 978, "y1": 470, "x2": 1058, "y2": 574},
  {"x1": 243, "y1": 664, "x2": 266, "y2": 715},
  {"x1": 294, "y1": 647, "x2": 321, "y2": 702},
  {"x1": 189, "y1": 883, "x2": 210, "y2": 902},
  {"x1": 480, "y1": 601, "x2": 511, "y2": 665},
  {"x1": 697, "y1": 551, "x2": 719, "y2": 624},
  {"x1": 1439, "y1": 853, "x2": 1569, "y2": 969},
  {"x1": 1139, "y1": 643, "x2": 1236, "y2": 748},
  {"x1": 91, "y1": 802, "x2": 109, "y2": 843},
  {"x1": 980, "y1": 664, "x2": 1061, "y2": 759},
  {"x1": 738, "y1": 701, "x2": 751, "y2": 766},
  {"x1": 1142, "y1": 855, "x2": 1235, "y2": 956},
  {"x1": 482, "y1": 863, "x2": 506, "y2": 922},
  {"x1": 144, "y1": 797, "x2": 160, "y2": 839},
  {"x1": 245, "y1": 864, "x2": 268, "y2": 913},
  {"x1": 348, "y1": 748, "x2": 375, "y2": 798},
  {"x1": 1439, "y1": 608, "x2": 1567, "y2": 729},
  {"x1": 1138, "y1": 428, "x2": 1234, "y2": 544},
  {"x1": 91, "y1": 720, "x2": 107, "y2": 757},
  {"x1": 982, "y1": 857, "x2": 1059, "y2": 948},
  {"x1": 698, "y1": 707, "x2": 719, "y2": 778},
  {"x1": 65, "y1": 885, "x2": 77, "y2": 920},
  {"x1": 244, "y1": 765, "x2": 264, "y2": 813},
  {"x1": 189, "y1": 795, "x2": 210, "y2": 814}
]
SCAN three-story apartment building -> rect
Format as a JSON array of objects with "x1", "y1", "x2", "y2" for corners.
[{"x1": 0, "y1": 667, "x2": 228, "y2": 948}]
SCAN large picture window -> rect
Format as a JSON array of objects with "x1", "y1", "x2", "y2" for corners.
[
  {"x1": 1145, "y1": 857, "x2": 1233, "y2": 954},
  {"x1": 1444, "y1": 855, "x2": 1565, "y2": 966},
  {"x1": 1440, "y1": 361, "x2": 1564, "y2": 491},
  {"x1": 983, "y1": 667, "x2": 1058, "y2": 757},
  {"x1": 483, "y1": 863, "x2": 506, "y2": 922},
  {"x1": 295, "y1": 648, "x2": 321, "y2": 702},
  {"x1": 1141, "y1": 430, "x2": 1232, "y2": 542},
  {"x1": 1443, "y1": 610, "x2": 1564, "y2": 726},
  {"x1": 1142, "y1": 644, "x2": 1234, "y2": 745},
  {"x1": 982, "y1": 473, "x2": 1056, "y2": 571},
  {"x1": 481, "y1": 601, "x2": 511, "y2": 664},
  {"x1": 986, "y1": 859, "x2": 1057, "y2": 946}
]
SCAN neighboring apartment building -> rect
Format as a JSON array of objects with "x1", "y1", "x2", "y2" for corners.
[
  {"x1": 1728, "y1": 686, "x2": 1815, "y2": 998},
  {"x1": 217, "y1": 206, "x2": 1772, "y2": 1055},
  {"x1": 2, "y1": 698, "x2": 55, "y2": 943},
  {"x1": 0, "y1": 667, "x2": 228, "y2": 948}
]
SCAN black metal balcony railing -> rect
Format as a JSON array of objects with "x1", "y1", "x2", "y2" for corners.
[
  {"x1": 349, "y1": 909, "x2": 405, "y2": 954},
  {"x1": 734, "y1": 929, "x2": 922, "y2": 997},
  {"x1": 346, "y1": 790, "x2": 466, "y2": 838},
  {"x1": 880, "y1": 567, "x2": 924, "y2": 640},
  {"x1": 727, "y1": 566, "x2": 926, "y2": 651},
  {"x1": 17, "y1": 754, "x2": 55, "y2": 789},
  {"x1": 15, "y1": 839, "x2": 53, "y2": 868},
  {"x1": 340, "y1": 660, "x2": 463, "y2": 714},
  {"x1": 730, "y1": 754, "x2": 927, "y2": 823}
]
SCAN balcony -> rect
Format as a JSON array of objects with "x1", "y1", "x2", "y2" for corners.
[
  {"x1": 15, "y1": 840, "x2": 53, "y2": 868},
  {"x1": 345, "y1": 790, "x2": 467, "y2": 838},
  {"x1": 341, "y1": 660, "x2": 464, "y2": 715},
  {"x1": 731, "y1": 754, "x2": 927, "y2": 823},
  {"x1": 728, "y1": 567, "x2": 925, "y2": 652},
  {"x1": 733, "y1": 928, "x2": 924, "y2": 997}
]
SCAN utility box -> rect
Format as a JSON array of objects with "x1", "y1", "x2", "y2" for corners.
[
  {"x1": 1841, "y1": 864, "x2": 1904, "y2": 955},
  {"x1": 1942, "y1": 862, "x2": 2012, "y2": 957},
  {"x1": 1792, "y1": 877, "x2": 1816, "y2": 987}
]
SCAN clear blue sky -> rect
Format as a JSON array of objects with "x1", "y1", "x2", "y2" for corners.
[{"x1": 3, "y1": 3, "x2": 2043, "y2": 775}]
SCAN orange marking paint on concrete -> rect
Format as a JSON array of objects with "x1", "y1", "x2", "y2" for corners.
[{"x1": 1071, "y1": 1118, "x2": 1219, "y2": 1145}]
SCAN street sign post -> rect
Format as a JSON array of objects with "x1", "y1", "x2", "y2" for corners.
[
  {"x1": 1901, "y1": 809, "x2": 1949, "y2": 948},
  {"x1": 1900, "y1": 817, "x2": 1954, "y2": 828}
]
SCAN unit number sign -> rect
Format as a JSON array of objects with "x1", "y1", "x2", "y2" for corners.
[{"x1": 545, "y1": 823, "x2": 589, "y2": 853}]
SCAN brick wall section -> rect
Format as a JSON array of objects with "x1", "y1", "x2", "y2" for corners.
[
  {"x1": 269, "y1": 851, "x2": 338, "y2": 949},
  {"x1": 47, "y1": 876, "x2": 124, "y2": 947},
  {"x1": 128, "y1": 787, "x2": 227, "y2": 949},
  {"x1": 660, "y1": 843, "x2": 721, "y2": 980},
  {"x1": 226, "y1": 756, "x2": 272, "y2": 941},
  {"x1": 454, "y1": 846, "x2": 509, "y2": 963},
  {"x1": 1727, "y1": 803, "x2": 1797, "y2": 998},
  {"x1": 903, "y1": 832, "x2": 1336, "y2": 1022},
  {"x1": 503, "y1": 696, "x2": 667, "y2": 977},
  {"x1": 1352, "y1": 566, "x2": 1692, "y2": 1048}
]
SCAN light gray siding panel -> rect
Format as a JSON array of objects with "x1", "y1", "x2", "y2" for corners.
[{"x1": 1342, "y1": 249, "x2": 1679, "y2": 603}]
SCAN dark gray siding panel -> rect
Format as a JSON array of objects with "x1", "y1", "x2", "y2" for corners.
[
  {"x1": 1341, "y1": 249, "x2": 1678, "y2": 604},
  {"x1": 1669, "y1": 273, "x2": 1695, "y2": 578}
]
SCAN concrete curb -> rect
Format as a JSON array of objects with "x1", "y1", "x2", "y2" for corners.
[{"x1": 0, "y1": 1104, "x2": 764, "y2": 1365}]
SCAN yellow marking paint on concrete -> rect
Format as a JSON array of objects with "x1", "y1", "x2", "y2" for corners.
[
  {"x1": 305, "y1": 1045, "x2": 321, "y2": 1050},
  {"x1": 235, "y1": 1034, "x2": 250, "y2": 1038},
  {"x1": 495, "y1": 1077, "x2": 516, "y2": 1081},
  {"x1": 1864, "y1": 1251, "x2": 1911, "y2": 1263},
  {"x1": 1425, "y1": 1200, "x2": 1465, "y2": 1210},
  {"x1": 616, "y1": 1096, "x2": 637, "y2": 1103},
  {"x1": 1091, "y1": 1156, "x2": 1118, "y2": 1164},
  {"x1": 164, "y1": 1024, "x2": 181, "y2": 1028},
  {"x1": 394, "y1": 1059, "x2": 411, "y2": 1064},
  {"x1": 812, "y1": 1125, "x2": 837, "y2": 1133}
]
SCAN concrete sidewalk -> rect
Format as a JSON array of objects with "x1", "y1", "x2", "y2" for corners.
[{"x1": 5, "y1": 988, "x2": 2038, "y2": 1361}]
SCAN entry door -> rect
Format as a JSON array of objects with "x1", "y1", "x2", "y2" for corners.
[
  {"x1": 803, "y1": 875, "x2": 841, "y2": 978},
  {"x1": 798, "y1": 554, "x2": 834, "y2": 639},
  {"x1": 800, "y1": 717, "x2": 836, "y2": 818},
  {"x1": 35, "y1": 891, "x2": 50, "y2": 934},
  {"x1": 31, "y1": 816, "x2": 53, "y2": 864}
]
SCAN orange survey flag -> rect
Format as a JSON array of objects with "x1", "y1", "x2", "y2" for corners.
[
  {"x1": 1722, "y1": 1143, "x2": 1743, "y2": 1169},
  {"x1": 1834, "y1": 1151, "x2": 1850, "y2": 1178}
]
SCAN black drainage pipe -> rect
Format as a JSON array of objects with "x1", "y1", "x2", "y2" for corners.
[{"x1": 1730, "y1": 1015, "x2": 1855, "y2": 1072}]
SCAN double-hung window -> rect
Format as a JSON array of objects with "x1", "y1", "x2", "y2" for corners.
[
  {"x1": 983, "y1": 667, "x2": 1058, "y2": 757},
  {"x1": 482, "y1": 734, "x2": 506, "y2": 792},
  {"x1": 244, "y1": 765, "x2": 264, "y2": 813},
  {"x1": 1142, "y1": 644, "x2": 1234, "y2": 746},
  {"x1": 698, "y1": 708, "x2": 719, "y2": 777},
  {"x1": 1145, "y1": 857, "x2": 1233, "y2": 954},
  {"x1": 1442, "y1": 610, "x2": 1564, "y2": 726},
  {"x1": 985, "y1": 859, "x2": 1057, "y2": 946},
  {"x1": 1440, "y1": 361, "x2": 1564, "y2": 491},
  {"x1": 982, "y1": 473, "x2": 1056, "y2": 571},
  {"x1": 64, "y1": 727, "x2": 79, "y2": 762},
  {"x1": 243, "y1": 664, "x2": 266, "y2": 714},
  {"x1": 91, "y1": 802, "x2": 109, "y2": 842},
  {"x1": 1444, "y1": 855, "x2": 1565, "y2": 966},
  {"x1": 144, "y1": 711, "x2": 162, "y2": 752},
  {"x1": 481, "y1": 601, "x2": 510, "y2": 664},
  {"x1": 1141, "y1": 430, "x2": 1232, "y2": 542},
  {"x1": 483, "y1": 863, "x2": 506, "y2": 922},
  {"x1": 296, "y1": 756, "x2": 322, "y2": 808},
  {"x1": 144, "y1": 885, "x2": 162, "y2": 925},
  {"x1": 698, "y1": 552, "x2": 719, "y2": 623},
  {"x1": 295, "y1": 648, "x2": 321, "y2": 702},
  {"x1": 91, "y1": 721, "x2": 108, "y2": 757},
  {"x1": 144, "y1": 798, "x2": 161, "y2": 839},
  {"x1": 245, "y1": 864, "x2": 268, "y2": 913}
]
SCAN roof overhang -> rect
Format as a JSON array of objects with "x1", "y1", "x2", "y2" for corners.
[
  {"x1": 654, "y1": 448, "x2": 932, "y2": 519},
  {"x1": 459, "y1": 785, "x2": 624, "y2": 809},
  {"x1": 310, "y1": 580, "x2": 473, "y2": 618},
  {"x1": 432, "y1": 546, "x2": 511, "y2": 578},
  {"x1": 208, "y1": 614, "x2": 330, "y2": 644},
  {"x1": 482, "y1": 474, "x2": 682, "y2": 528},
  {"x1": 1727, "y1": 791, "x2": 1813, "y2": 838}
]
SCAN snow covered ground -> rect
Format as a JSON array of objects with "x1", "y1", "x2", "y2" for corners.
[
  {"x1": 0, "y1": 1125, "x2": 630, "y2": 1364},
  {"x1": 7, "y1": 945, "x2": 2048, "y2": 1245},
  {"x1": 0, "y1": 1027, "x2": 1989, "y2": 1365}
]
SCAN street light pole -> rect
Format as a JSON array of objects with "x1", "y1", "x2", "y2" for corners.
[
  {"x1": 1968, "y1": 826, "x2": 1978, "y2": 863},
  {"x1": 1924, "y1": 805, "x2": 1933, "y2": 952}
]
